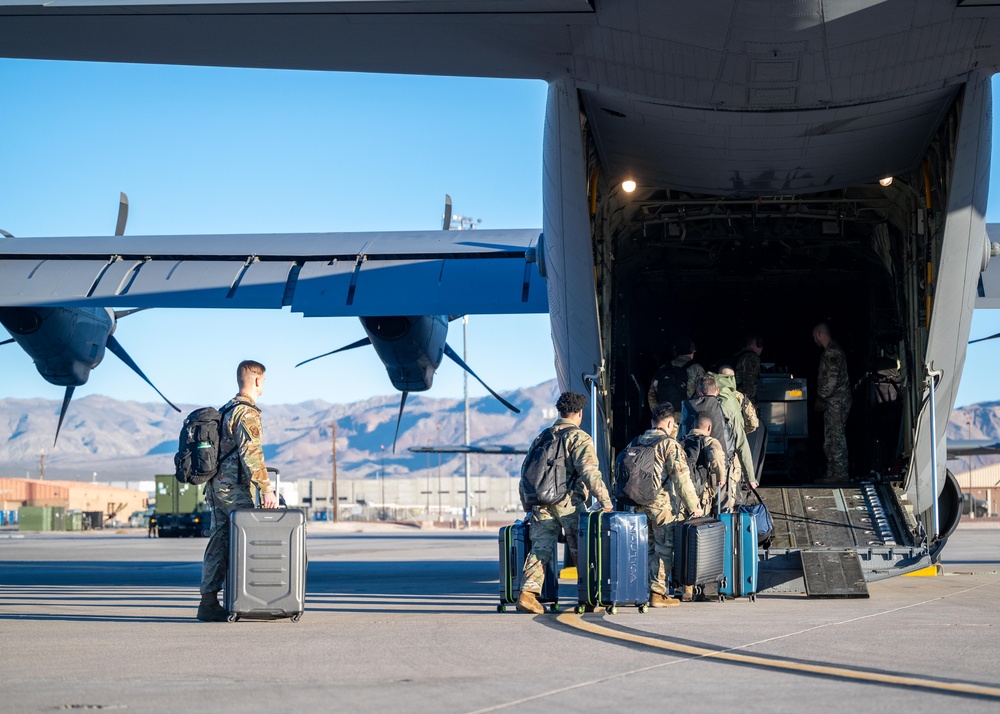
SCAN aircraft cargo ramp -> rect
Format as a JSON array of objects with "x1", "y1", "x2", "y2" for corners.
[{"x1": 756, "y1": 483, "x2": 932, "y2": 597}]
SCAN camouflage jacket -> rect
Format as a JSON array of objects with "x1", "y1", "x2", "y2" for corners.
[
  {"x1": 733, "y1": 348, "x2": 761, "y2": 401},
  {"x1": 635, "y1": 427, "x2": 700, "y2": 519},
  {"x1": 218, "y1": 394, "x2": 272, "y2": 494},
  {"x1": 686, "y1": 427, "x2": 727, "y2": 494},
  {"x1": 818, "y1": 340, "x2": 851, "y2": 402},
  {"x1": 548, "y1": 418, "x2": 612, "y2": 509}
]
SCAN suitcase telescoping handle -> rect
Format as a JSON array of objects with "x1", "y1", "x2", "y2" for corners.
[{"x1": 253, "y1": 467, "x2": 282, "y2": 508}]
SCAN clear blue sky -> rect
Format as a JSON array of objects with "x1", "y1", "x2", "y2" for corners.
[
  {"x1": 0, "y1": 59, "x2": 555, "y2": 408},
  {"x1": 2, "y1": 60, "x2": 1000, "y2": 408}
]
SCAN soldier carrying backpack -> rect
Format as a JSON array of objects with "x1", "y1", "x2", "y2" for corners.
[
  {"x1": 647, "y1": 336, "x2": 706, "y2": 415},
  {"x1": 680, "y1": 414, "x2": 727, "y2": 517},
  {"x1": 619, "y1": 403, "x2": 702, "y2": 607},
  {"x1": 516, "y1": 391, "x2": 613, "y2": 614}
]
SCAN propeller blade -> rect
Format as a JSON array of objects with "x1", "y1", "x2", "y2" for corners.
[
  {"x1": 392, "y1": 390, "x2": 408, "y2": 453},
  {"x1": 443, "y1": 194, "x2": 453, "y2": 231},
  {"x1": 113, "y1": 308, "x2": 148, "y2": 321},
  {"x1": 969, "y1": 331, "x2": 1000, "y2": 345},
  {"x1": 115, "y1": 192, "x2": 129, "y2": 236},
  {"x1": 295, "y1": 336, "x2": 372, "y2": 368},
  {"x1": 443, "y1": 343, "x2": 521, "y2": 413},
  {"x1": 105, "y1": 335, "x2": 181, "y2": 412},
  {"x1": 0, "y1": 338, "x2": 14, "y2": 346},
  {"x1": 54, "y1": 386, "x2": 75, "y2": 447}
]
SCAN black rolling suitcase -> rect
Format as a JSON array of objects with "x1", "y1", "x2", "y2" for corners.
[
  {"x1": 672, "y1": 516, "x2": 726, "y2": 597},
  {"x1": 497, "y1": 517, "x2": 560, "y2": 612},
  {"x1": 226, "y1": 468, "x2": 307, "y2": 622}
]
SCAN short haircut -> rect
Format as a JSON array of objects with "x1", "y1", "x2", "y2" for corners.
[
  {"x1": 746, "y1": 334, "x2": 763, "y2": 348},
  {"x1": 673, "y1": 336, "x2": 696, "y2": 356},
  {"x1": 651, "y1": 403, "x2": 675, "y2": 423},
  {"x1": 237, "y1": 360, "x2": 266, "y2": 383},
  {"x1": 696, "y1": 414, "x2": 713, "y2": 432},
  {"x1": 719, "y1": 365, "x2": 735, "y2": 376},
  {"x1": 699, "y1": 375, "x2": 719, "y2": 394},
  {"x1": 556, "y1": 391, "x2": 588, "y2": 416}
]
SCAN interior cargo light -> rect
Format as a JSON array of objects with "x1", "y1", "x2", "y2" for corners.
[
  {"x1": 621, "y1": 179, "x2": 637, "y2": 193},
  {"x1": 879, "y1": 177, "x2": 893, "y2": 187}
]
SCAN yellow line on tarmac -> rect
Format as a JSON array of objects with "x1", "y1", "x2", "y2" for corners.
[{"x1": 556, "y1": 613, "x2": 1000, "y2": 699}]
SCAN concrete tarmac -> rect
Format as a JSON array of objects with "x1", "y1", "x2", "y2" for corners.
[{"x1": 1, "y1": 522, "x2": 998, "y2": 713}]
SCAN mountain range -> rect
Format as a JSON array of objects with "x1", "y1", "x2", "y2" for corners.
[
  {"x1": 3, "y1": 381, "x2": 996, "y2": 482},
  {"x1": 0, "y1": 381, "x2": 560, "y2": 482}
]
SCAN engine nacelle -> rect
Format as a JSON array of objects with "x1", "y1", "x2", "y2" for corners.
[{"x1": 360, "y1": 315, "x2": 448, "y2": 392}]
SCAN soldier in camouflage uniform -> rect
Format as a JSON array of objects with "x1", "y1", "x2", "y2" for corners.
[
  {"x1": 682, "y1": 414, "x2": 727, "y2": 518},
  {"x1": 633, "y1": 404, "x2": 702, "y2": 607},
  {"x1": 197, "y1": 360, "x2": 277, "y2": 622},
  {"x1": 733, "y1": 335, "x2": 763, "y2": 402},
  {"x1": 517, "y1": 392, "x2": 613, "y2": 614},
  {"x1": 720, "y1": 366, "x2": 759, "y2": 435},
  {"x1": 813, "y1": 324, "x2": 852, "y2": 482},
  {"x1": 701, "y1": 374, "x2": 757, "y2": 505}
]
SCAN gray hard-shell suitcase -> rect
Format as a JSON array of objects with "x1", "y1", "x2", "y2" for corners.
[{"x1": 225, "y1": 468, "x2": 306, "y2": 622}]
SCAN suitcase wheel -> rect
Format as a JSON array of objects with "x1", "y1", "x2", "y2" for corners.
[
  {"x1": 497, "y1": 604, "x2": 507, "y2": 613},
  {"x1": 638, "y1": 603, "x2": 649, "y2": 614},
  {"x1": 291, "y1": 613, "x2": 303, "y2": 622},
  {"x1": 719, "y1": 594, "x2": 727, "y2": 603},
  {"x1": 227, "y1": 614, "x2": 239, "y2": 623},
  {"x1": 574, "y1": 604, "x2": 585, "y2": 615},
  {"x1": 748, "y1": 593, "x2": 756, "y2": 603},
  {"x1": 607, "y1": 604, "x2": 618, "y2": 615},
  {"x1": 549, "y1": 603, "x2": 560, "y2": 613}
]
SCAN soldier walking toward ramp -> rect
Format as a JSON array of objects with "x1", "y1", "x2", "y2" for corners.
[
  {"x1": 198, "y1": 360, "x2": 278, "y2": 622},
  {"x1": 516, "y1": 391, "x2": 613, "y2": 614},
  {"x1": 813, "y1": 323, "x2": 852, "y2": 483},
  {"x1": 627, "y1": 404, "x2": 702, "y2": 606}
]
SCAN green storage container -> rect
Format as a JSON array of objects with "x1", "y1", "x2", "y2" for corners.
[
  {"x1": 65, "y1": 511, "x2": 83, "y2": 531},
  {"x1": 19, "y1": 506, "x2": 52, "y2": 531},
  {"x1": 50, "y1": 506, "x2": 66, "y2": 532}
]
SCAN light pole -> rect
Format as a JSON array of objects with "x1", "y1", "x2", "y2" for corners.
[
  {"x1": 379, "y1": 445, "x2": 386, "y2": 520},
  {"x1": 463, "y1": 315, "x2": 471, "y2": 527}
]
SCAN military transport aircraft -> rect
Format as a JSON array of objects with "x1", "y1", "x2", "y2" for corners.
[{"x1": 5, "y1": 1, "x2": 1000, "y2": 592}]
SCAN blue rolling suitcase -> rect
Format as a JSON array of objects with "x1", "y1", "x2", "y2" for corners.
[
  {"x1": 497, "y1": 518, "x2": 560, "y2": 613},
  {"x1": 576, "y1": 511, "x2": 650, "y2": 614},
  {"x1": 672, "y1": 517, "x2": 726, "y2": 596},
  {"x1": 719, "y1": 511, "x2": 759, "y2": 601}
]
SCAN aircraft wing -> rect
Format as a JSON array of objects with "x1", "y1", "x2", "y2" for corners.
[
  {"x1": 946, "y1": 439, "x2": 1000, "y2": 458},
  {"x1": 0, "y1": 230, "x2": 547, "y2": 316}
]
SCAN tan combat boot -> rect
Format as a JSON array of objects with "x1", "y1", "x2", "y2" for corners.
[
  {"x1": 649, "y1": 592, "x2": 679, "y2": 608},
  {"x1": 515, "y1": 590, "x2": 545, "y2": 614},
  {"x1": 681, "y1": 585, "x2": 695, "y2": 602}
]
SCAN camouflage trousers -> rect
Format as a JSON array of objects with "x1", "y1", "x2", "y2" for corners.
[
  {"x1": 823, "y1": 398, "x2": 851, "y2": 480},
  {"x1": 642, "y1": 504, "x2": 678, "y2": 596},
  {"x1": 200, "y1": 477, "x2": 253, "y2": 595},
  {"x1": 521, "y1": 498, "x2": 581, "y2": 595},
  {"x1": 721, "y1": 459, "x2": 741, "y2": 512}
]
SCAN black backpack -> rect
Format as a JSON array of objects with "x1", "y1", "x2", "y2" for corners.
[
  {"x1": 173, "y1": 402, "x2": 255, "y2": 485},
  {"x1": 680, "y1": 396, "x2": 735, "y2": 466},
  {"x1": 519, "y1": 427, "x2": 577, "y2": 508},
  {"x1": 681, "y1": 433, "x2": 715, "y2": 500},
  {"x1": 649, "y1": 360, "x2": 693, "y2": 410},
  {"x1": 613, "y1": 434, "x2": 666, "y2": 507}
]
